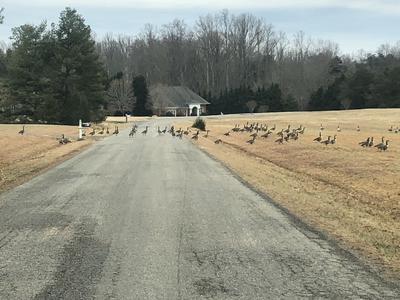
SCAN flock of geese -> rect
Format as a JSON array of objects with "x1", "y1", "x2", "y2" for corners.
[
  {"x1": 219, "y1": 122, "x2": 307, "y2": 145},
  {"x1": 16, "y1": 124, "x2": 121, "y2": 145},
  {"x1": 127, "y1": 124, "x2": 200, "y2": 140},
  {"x1": 206, "y1": 122, "x2": 396, "y2": 152},
  {"x1": 16, "y1": 122, "x2": 397, "y2": 151},
  {"x1": 82, "y1": 126, "x2": 120, "y2": 137}
]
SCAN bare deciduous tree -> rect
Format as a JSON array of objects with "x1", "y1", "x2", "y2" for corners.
[
  {"x1": 97, "y1": 10, "x2": 342, "y2": 109},
  {"x1": 246, "y1": 100, "x2": 257, "y2": 113},
  {"x1": 106, "y1": 75, "x2": 134, "y2": 114}
]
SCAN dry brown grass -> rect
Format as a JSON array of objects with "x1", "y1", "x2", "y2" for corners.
[
  {"x1": 0, "y1": 118, "x2": 137, "y2": 194},
  {"x1": 0, "y1": 124, "x2": 93, "y2": 194},
  {"x1": 176, "y1": 109, "x2": 400, "y2": 277}
]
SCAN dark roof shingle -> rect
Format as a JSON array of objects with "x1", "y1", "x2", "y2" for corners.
[{"x1": 150, "y1": 85, "x2": 210, "y2": 108}]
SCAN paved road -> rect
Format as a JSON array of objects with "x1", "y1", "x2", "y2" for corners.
[{"x1": 0, "y1": 119, "x2": 398, "y2": 299}]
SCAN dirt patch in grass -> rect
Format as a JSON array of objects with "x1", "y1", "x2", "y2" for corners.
[{"x1": 175, "y1": 109, "x2": 400, "y2": 278}]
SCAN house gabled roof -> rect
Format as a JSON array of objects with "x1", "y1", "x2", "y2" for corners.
[{"x1": 150, "y1": 85, "x2": 210, "y2": 108}]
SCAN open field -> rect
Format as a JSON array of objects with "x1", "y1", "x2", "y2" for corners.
[
  {"x1": 0, "y1": 120, "x2": 136, "y2": 194},
  {"x1": 175, "y1": 109, "x2": 400, "y2": 277}
]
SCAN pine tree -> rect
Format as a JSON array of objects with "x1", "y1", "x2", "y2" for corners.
[
  {"x1": 52, "y1": 8, "x2": 106, "y2": 124},
  {"x1": 7, "y1": 23, "x2": 52, "y2": 120},
  {"x1": 132, "y1": 75, "x2": 151, "y2": 116}
]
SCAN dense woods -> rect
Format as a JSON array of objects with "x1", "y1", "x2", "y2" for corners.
[{"x1": 0, "y1": 8, "x2": 400, "y2": 124}]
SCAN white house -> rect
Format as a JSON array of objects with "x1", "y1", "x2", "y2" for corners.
[{"x1": 150, "y1": 85, "x2": 210, "y2": 117}]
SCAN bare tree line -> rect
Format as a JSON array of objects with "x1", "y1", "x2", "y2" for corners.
[{"x1": 98, "y1": 10, "x2": 342, "y2": 109}]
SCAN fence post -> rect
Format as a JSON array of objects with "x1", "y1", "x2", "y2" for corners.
[{"x1": 79, "y1": 119, "x2": 83, "y2": 140}]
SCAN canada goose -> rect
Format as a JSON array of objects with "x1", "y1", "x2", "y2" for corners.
[
  {"x1": 250, "y1": 132, "x2": 258, "y2": 138},
  {"x1": 114, "y1": 126, "x2": 119, "y2": 135},
  {"x1": 320, "y1": 124, "x2": 324, "y2": 131},
  {"x1": 298, "y1": 127, "x2": 306, "y2": 134},
  {"x1": 275, "y1": 136, "x2": 284, "y2": 144},
  {"x1": 157, "y1": 126, "x2": 162, "y2": 134},
  {"x1": 283, "y1": 134, "x2": 290, "y2": 142},
  {"x1": 184, "y1": 127, "x2": 190, "y2": 135},
  {"x1": 129, "y1": 128, "x2": 135, "y2": 137},
  {"x1": 89, "y1": 128, "x2": 96, "y2": 136},
  {"x1": 337, "y1": 125, "x2": 341, "y2": 132},
  {"x1": 59, "y1": 134, "x2": 64, "y2": 144},
  {"x1": 296, "y1": 125, "x2": 302, "y2": 131},
  {"x1": 204, "y1": 130, "x2": 210, "y2": 138},
  {"x1": 330, "y1": 135, "x2": 337, "y2": 145},
  {"x1": 284, "y1": 125, "x2": 291, "y2": 133},
  {"x1": 321, "y1": 136, "x2": 331, "y2": 146},
  {"x1": 374, "y1": 137, "x2": 385, "y2": 149},
  {"x1": 215, "y1": 139, "x2": 222, "y2": 144},
  {"x1": 161, "y1": 126, "x2": 167, "y2": 134},
  {"x1": 18, "y1": 125, "x2": 25, "y2": 135},
  {"x1": 388, "y1": 125, "x2": 393, "y2": 132},
  {"x1": 270, "y1": 124, "x2": 276, "y2": 131},
  {"x1": 224, "y1": 131, "x2": 230, "y2": 136},
  {"x1": 141, "y1": 126, "x2": 148, "y2": 135},
  {"x1": 359, "y1": 137, "x2": 370, "y2": 147},
  {"x1": 192, "y1": 130, "x2": 199, "y2": 140},
  {"x1": 277, "y1": 129, "x2": 284, "y2": 137},
  {"x1": 106, "y1": 127, "x2": 109, "y2": 134},
  {"x1": 58, "y1": 134, "x2": 64, "y2": 144},
  {"x1": 246, "y1": 136, "x2": 256, "y2": 144},
  {"x1": 232, "y1": 124, "x2": 240, "y2": 132},
  {"x1": 82, "y1": 130, "x2": 86, "y2": 137},
  {"x1": 368, "y1": 137, "x2": 374, "y2": 147},
  {"x1": 59, "y1": 134, "x2": 71, "y2": 144},
  {"x1": 356, "y1": 125, "x2": 360, "y2": 132},
  {"x1": 377, "y1": 140, "x2": 389, "y2": 151},
  {"x1": 313, "y1": 132, "x2": 322, "y2": 142},
  {"x1": 261, "y1": 131, "x2": 271, "y2": 138},
  {"x1": 291, "y1": 132, "x2": 299, "y2": 141},
  {"x1": 98, "y1": 128, "x2": 104, "y2": 135}
]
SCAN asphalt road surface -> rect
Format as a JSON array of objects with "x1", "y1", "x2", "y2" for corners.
[{"x1": 0, "y1": 119, "x2": 399, "y2": 299}]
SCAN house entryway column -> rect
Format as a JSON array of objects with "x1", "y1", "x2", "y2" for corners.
[{"x1": 188, "y1": 104, "x2": 201, "y2": 116}]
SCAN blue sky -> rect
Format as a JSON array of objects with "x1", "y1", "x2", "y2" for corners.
[{"x1": 1, "y1": 0, "x2": 399, "y2": 54}]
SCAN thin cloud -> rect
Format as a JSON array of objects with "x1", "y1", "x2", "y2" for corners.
[{"x1": 3, "y1": 0, "x2": 400, "y2": 14}]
